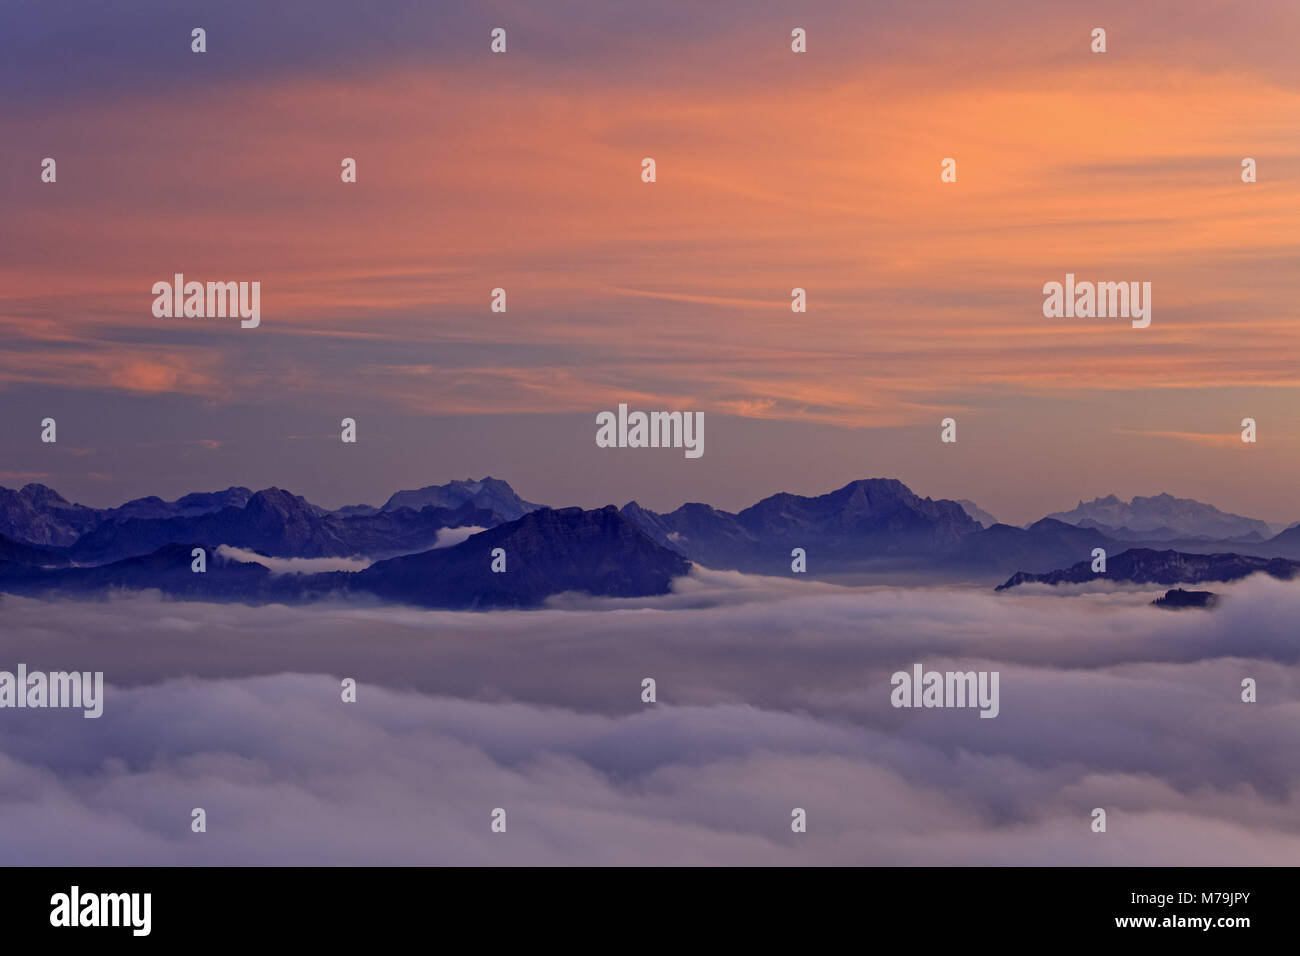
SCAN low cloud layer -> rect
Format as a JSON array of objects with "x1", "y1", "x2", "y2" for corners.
[
  {"x1": 0, "y1": 573, "x2": 1296, "y2": 864},
  {"x1": 216, "y1": 545, "x2": 371, "y2": 574},
  {"x1": 433, "y1": 525, "x2": 488, "y2": 549},
  {"x1": 214, "y1": 525, "x2": 486, "y2": 574}
]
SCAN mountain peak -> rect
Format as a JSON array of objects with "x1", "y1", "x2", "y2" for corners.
[
  {"x1": 357, "y1": 505, "x2": 689, "y2": 608},
  {"x1": 249, "y1": 487, "x2": 309, "y2": 508},
  {"x1": 18, "y1": 483, "x2": 71, "y2": 505},
  {"x1": 381, "y1": 477, "x2": 540, "y2": 521},
  {"x1": 956, "y1": 499, "x2": 997, "y2": 529},
  {"x1": 1045, "y1": 492, "x2": 1271, "y2": 541},
  {"x1": 618, "y1": 477, "x2": 980, "y2": 572},
  {"x1": 0, "y1": 483, "x2": 99, "y2": 546}
]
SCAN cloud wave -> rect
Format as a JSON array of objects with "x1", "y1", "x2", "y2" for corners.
[{"x1": 0, "y1": 573, "x2": 1297, "y2": 864}]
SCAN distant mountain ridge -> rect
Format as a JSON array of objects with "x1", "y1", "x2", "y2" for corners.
[
  {"x1": 2, "y1": 477, "x2": 1299, "y2": 605},
  {"x1": 0, "y1": 484, "x2": 101, "y2": 546},
  {"x1": 997, "y1": 549, "x2": 1300, "y2": 590},
  {"x1": 0, "y1": 478, "x2": 536, "y2": 560},
  {"x1": 380, "y1": 477, "x2": 541, "y2": 521},
  {"x1": 0, "y1": 483, "x2": 256, "y2": 547},
  {"x1": 0, "y1": 506, "x2": 688, "y2": 609},
  {"x1": 67, "y1": 490, "x2": 502, "y2": 564},
  {"x1": 622, "y1": 478, "x2": 981, "y2": 572},
  {"x1": 943, "y1": 518, "x2": 1114, "y2": 577},
  {"x1": 351, "y1": 506, "x2": 688, "y2": 608},
  {"x1": 957, "y1": 500, "x2": 998, "y2": 529},
  {"x1": 1044, "y1": 493, "x2": 1272, "y2": 541}
]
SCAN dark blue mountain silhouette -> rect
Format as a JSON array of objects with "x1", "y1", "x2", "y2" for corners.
[
  {"x1": 622, "y1": 478, "x2": 980, "y2": 571},
  {"x1": 2, "y1": 476, "x2": 1299, "y2": 603},
  {"x1": 104, "y1": 487, "x2": 255, "y2": 522},
  {"x1": 941, "y1": 519, "x2": 1115, "y2": 576},
  {"x1": 0, "y1": 484, "x2": 101, "y2": 546},
  {"x1": 348, "y1": 505, "x2": 688, "y2": 608},
  {"x1": 67, "y1": 489, "x2": 499, "y2": 564},
  {"x1": 0, "y1": 506, "x2": 688, "y2": 609},
  {"x1": 1152, "y1": 588, "x2": 1218, "y2": 609},
  {"x1": 0, "y1": 531, "x2": 69, "y2": 568},
  {"x1": 0, "y1": 483, "x2": 256, "y2": 547},
  {"x1": 0, "y1": 542, "x2": 279, "y2": 601},
  {"x1": 997, "y1": 549, "x2": 1300, "y2": 590},
  {"x1": 380, "y1": 476, "x2": 541, "y2": 521}
]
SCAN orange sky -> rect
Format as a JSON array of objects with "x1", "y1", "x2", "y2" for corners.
[{"x1": 2, "y1": 0, "x2": 1298, "y2": 520}]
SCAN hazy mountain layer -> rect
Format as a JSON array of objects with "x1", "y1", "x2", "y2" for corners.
[{"x1": 1044, "y1": 493, "x2": 1272, "y2": 541}]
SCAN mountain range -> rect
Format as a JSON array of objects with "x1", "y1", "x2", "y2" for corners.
[
  {"x1": 997, "y1": 549, "x2": 1300, "y2": 590},
  {"x1": 1, "y1": 477, "x2": 1297, "y2": 607},
  {"x1": 622, "y1": 478, "x2": 981, "y2": 573},
  {"x1": 67, "y1": 489, "x2": 500, "y2": 564},
  {"x1": 1042, "y1": 493, "x2": 1274, "y2": 541}
]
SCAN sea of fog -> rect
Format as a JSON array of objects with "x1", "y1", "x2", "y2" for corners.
[{"x1": 0, "y1": 568, "x2": 1296, "y2": 865}]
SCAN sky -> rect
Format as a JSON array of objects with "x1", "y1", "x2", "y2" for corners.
[{"x1": 2, "y1": 0, "x2": 1298, "y2": 523}]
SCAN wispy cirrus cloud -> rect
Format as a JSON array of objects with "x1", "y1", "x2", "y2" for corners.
[
  {"x1": 1113, "y1": 428, "x2": 1246, "y2": 448},
  {"x1": 2, "y1": 1, "x2": 1298, "y2": 520}
]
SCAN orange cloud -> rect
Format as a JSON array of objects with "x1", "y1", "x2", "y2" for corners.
[
  {"x1": 1113, "y1": 429, "x2": 1257, "y2": 448},
  {"x1": 0, "y1": 23, "x2": 1296, "y2": 431}
]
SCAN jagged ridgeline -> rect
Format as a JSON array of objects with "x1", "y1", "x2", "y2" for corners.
[{"x1": 1, "y1": 478, "x2": 1297, "y2": 607}]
